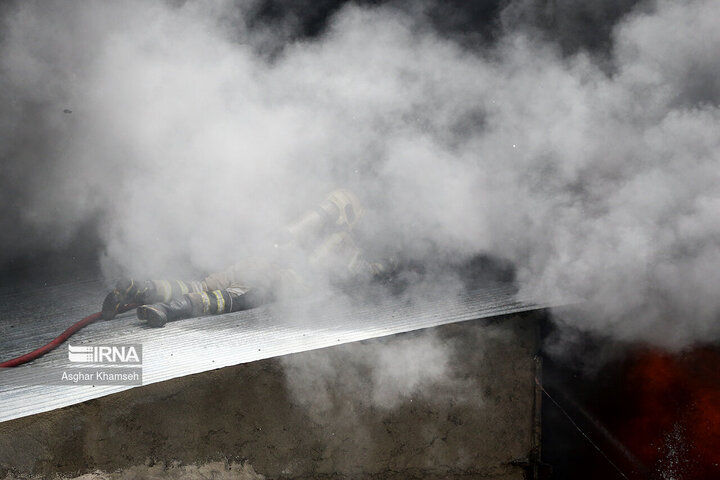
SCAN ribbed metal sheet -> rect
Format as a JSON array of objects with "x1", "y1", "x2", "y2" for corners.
[{"x1": 0, "y1": 279, "x2": 552, "y2": 423}]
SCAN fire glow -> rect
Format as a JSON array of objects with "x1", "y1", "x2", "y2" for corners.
[{"x1": 617, "y1": 347, "x2": 720, "y2": 479}]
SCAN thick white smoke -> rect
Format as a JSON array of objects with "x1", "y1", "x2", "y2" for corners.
[{"x1": 1, "y1": 0, "x2": 720, "y2": 349}]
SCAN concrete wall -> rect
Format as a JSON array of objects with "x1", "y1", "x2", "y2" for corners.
[{"x1": 0, "y1": 313, "x2": 542, "y2": 479}]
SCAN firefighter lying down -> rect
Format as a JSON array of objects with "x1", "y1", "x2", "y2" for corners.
[{"x1": 101, "y1": 190, "x2": 396, "y2": 327}]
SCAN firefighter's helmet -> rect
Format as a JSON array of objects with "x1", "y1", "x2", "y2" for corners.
[
  {"x1": 319, "y1": 189, "x2": 364, "y2": 230},
  {"x1": 285, "y1": 189, "x2": 364, "y2": 247}
]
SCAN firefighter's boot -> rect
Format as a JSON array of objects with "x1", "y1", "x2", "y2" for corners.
[
  {"x1": 102, "y1": 279, "x2": 207, "y2": 320},
  {"x1": 137, "y1": 296, "x2": 194, "y2": 328},
  {"x1": 138, "y1": 288, "x2": 269, "y2": 327}
]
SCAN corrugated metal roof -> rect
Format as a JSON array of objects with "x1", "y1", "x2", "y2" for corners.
[{"x1": 0, "y1": 279, "x2": 554, "y2": 423}]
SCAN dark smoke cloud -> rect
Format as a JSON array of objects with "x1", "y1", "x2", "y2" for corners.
[
  {"x1": 500, "y1": 0, "x2": 645, "y2": 56},
  {"x1": 1, "y1": 0, "x2": 720, "y2": 351}
]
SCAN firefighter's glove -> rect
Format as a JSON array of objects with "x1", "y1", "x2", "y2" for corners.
[{"x1": 101, "y1": 279, "x2": 151, "y2": 320}]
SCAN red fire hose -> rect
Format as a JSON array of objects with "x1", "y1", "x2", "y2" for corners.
[{"x1": 0, "y1": 304, "x2": 138, "y2": 368}]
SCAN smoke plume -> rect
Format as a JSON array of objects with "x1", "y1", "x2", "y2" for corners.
[{"x1": 1, "y1": 0, "x2": 720, "y2": 350}]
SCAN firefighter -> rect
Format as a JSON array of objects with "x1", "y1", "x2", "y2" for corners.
[{"x1": 101, "y1": 189, "x2": 395, "y2": 327}]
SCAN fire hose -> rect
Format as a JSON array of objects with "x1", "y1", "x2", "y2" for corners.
[{"x1": 0, "y1": 304, "x2": 138, "y2": 368}]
